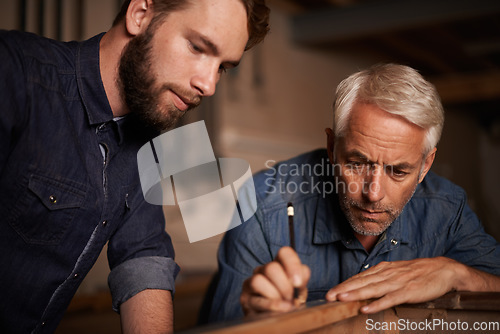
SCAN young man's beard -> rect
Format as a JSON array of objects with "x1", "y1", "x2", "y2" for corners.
[{"x1": 117, "y1": 23, "x2": 200, "y2": 132}]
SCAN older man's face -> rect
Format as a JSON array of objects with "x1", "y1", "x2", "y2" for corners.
[{"x1": 328, "y1": 103, "x2": 435, "y2": 236}]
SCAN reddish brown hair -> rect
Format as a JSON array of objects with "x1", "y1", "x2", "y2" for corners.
[{"x1": 113, "y1": 0, "x2": 269, "y2": 50}]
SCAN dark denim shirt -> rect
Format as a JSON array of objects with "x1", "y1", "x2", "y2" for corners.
[
  {"x1": 0, "y1": 30, "x2": 179, "y2": 333},
  {"x1": 207, "y1": 149, "x2": 500, "y2": 322}
]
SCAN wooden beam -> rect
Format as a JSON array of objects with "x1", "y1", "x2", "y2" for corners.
[
  {"x1": 429, "y1": 71, "x2": 500, "y2": 104},
  {"x1": 292, "y1": 0, "x2": 500, "y2": 45},
  {"x1": 375, "y1": 33, "x2": 456, "y2": 73},
  {"x1": 326, "y1": 0, "x2": 358, "y2": 7}
]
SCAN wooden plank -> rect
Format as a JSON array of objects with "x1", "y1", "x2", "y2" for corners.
[
  {"x1": 407, "y1": 291, "x2": 500, "y2": 311},
  {"x1": 291, "y1": 0, "x2": 500, "y2": 45},
  {"x1": 190, "y1": 292, "x2": 500, "y2": 333},
  {"x1": 197, "y1": 300, "x2": 369, "y2": 334}
]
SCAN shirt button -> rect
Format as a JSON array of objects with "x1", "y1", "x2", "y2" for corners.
[
  {"x1": 49, "y1": 195, "x2": 57, "y2": 204},
  {"x1": 391, "y1": 239, "x2": 398, "y2": 246},
  {"x1": 73, "y1": 273, "x2": 79, "y2": 279},
  {"x1": 102, "y1": 220, "x2": 108, "y2": 226},
  {"x1": 363, "y1": 264, "x2": 370, "y2": 269}
]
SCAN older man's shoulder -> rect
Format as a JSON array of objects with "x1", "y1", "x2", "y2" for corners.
[{"x1": 414, "y1": 171, "x2": 467, "y2": 205}]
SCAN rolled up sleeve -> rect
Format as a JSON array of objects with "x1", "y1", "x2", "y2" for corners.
[{"x1": 108, "y1": 256, "x2": 180, "y2": 312}]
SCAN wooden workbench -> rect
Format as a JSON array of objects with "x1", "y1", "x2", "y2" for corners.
[{"x1": 187, "y1": 292, "x2": 500, "y2": 333}]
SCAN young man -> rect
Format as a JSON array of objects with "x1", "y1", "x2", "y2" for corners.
[
  {"x1": 0, "y1": 0, "x2": 269, "y2": 333},
  {"x1": 206, "y1": 64, "x2": 500, "y2": 322}
]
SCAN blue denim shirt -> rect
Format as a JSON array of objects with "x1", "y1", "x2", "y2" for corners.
[
  {"x1": 0, "y1": 30, "x2": 179, "y2": 333},
  {"x1": 206, "y1": 149, "x2": 500, "y2": 322}
]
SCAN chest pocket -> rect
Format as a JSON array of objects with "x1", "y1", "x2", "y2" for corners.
[{"x1": 7, "y1": 173, "x2": 86, "y2": 245}]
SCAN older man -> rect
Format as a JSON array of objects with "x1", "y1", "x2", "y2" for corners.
[
  {"x1": 0, "y1": 0, "x2": 269, "y2": 333},
  {"x1": 206, "y1": 63, "x2": 500, "y2": 322}
]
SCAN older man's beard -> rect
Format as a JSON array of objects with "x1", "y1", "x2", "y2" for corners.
[
  {"x1": 118, "y1": 23, "x2": 201, "y2": 132},
  {"x1": 338, "y1": 181, "x2": 418, "y2": 236}
]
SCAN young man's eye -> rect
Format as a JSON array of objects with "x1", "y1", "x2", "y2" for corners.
[
  {"x1": 189, "y1": 42, "x2": 203, "y2": 53},
  {"x1": 218, "y1": 65, "x2": 227, "y2": 74}
]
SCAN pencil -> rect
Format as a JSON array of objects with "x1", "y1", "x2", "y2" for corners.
[{"x1": 287, "y1": 202, "x2": 299, "y2": 301}]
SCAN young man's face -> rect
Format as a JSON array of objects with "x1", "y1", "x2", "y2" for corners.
[
  {"x1": 119, "y1": 0, "x2": 249, "y2": 130},
  {"x1": 327, "y1": 103, "x2": 435, "y2": 236}
]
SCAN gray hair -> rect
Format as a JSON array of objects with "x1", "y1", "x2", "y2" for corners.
[{"x1": 333, "y1": 63, "x2": 445, "y2": 154}]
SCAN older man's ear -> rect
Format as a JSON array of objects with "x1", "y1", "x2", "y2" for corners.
[
  {"x1": 419, "y1": 147, "x2": 437, "y2": 183},
  {"x1": 325, "y1": 128, "x2": 335, "y2": 163}
]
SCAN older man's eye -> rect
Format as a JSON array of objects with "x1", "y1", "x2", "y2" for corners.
[
  {"x1": 345, "y1": 161, "x2": 367, "y2": 174},
  {"x1": 391, "y1": 168, "x2": 408, "y2": 178}
]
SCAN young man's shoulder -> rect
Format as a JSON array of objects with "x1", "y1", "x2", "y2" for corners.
[{"x1": 0, "y1": 30, "x2": 78, "y2": 68}]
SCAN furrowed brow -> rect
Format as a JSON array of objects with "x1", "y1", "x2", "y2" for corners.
[
  {"x1": 346, "y1": 149, "x2": 371, "y2": 163},
  {"x1": 385, "y1": 162, "x2": 416, "y2": 172},
  {"x1": 347, "y1": 149, "x2": 416, "y2": 171}
]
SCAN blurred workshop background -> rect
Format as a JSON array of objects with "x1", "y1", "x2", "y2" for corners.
[{"x1": 1, "y1": 0, "x2": 500, "y2": 332}]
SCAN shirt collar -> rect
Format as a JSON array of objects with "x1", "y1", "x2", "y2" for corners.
[
  {"x1": 388, "y1": 209, "x2": 410, "y2": 244},
  {"x1": 76, "y1": 32, "x2": 114, "y2": 125}
]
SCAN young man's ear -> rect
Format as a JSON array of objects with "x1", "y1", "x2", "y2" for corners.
[
  {"x1": 125, "y1": 0, "x2": 154, "y2": 36},
  {"x1": 418, "y1": 147, "x2": 437, "y2": 183},
  {"x1": 325, "y1": 128, "x2": 335, "y2": 163}
]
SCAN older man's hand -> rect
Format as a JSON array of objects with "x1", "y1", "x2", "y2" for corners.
[
  {"x1": 325, "y1": 257, "x2": 466, "y2": 313},
  {"x1": 240, "y1": 247, "x2": 311, "y2": 316}
]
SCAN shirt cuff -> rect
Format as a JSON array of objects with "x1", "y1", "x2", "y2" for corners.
[{"x1": 108, "y1": 256, "x2": 180, "y2": 312}]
